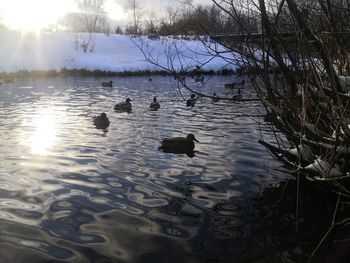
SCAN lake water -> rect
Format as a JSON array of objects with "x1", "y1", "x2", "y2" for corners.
[{"x1": 0, "y1": 76, "x2": 328, "y2": 262}]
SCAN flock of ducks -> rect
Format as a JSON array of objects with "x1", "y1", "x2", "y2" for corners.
[
  {"x1": 93, "y1": 77, "x2": 245, "y2": 155},
  {"x1": 93, "y1": 84, "x2": 199, "y2": 155}
]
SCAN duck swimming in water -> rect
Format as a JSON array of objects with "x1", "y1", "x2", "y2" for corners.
[
  {"x1": 102, "y1": 81, "x2": 113, "y2": 87},
  {"x1": 186, "y1": 94, "x2": 196, "y2": 107},
  {"x1": 159, "y1": 134, "x2": 199, "y2": 155},
  {"x1": 212, "y1": 93, "x2": 220, "y2": 102},
  {"x1": 114, "y1": 98, "x2": 132, "y2": 112},
  {"x1": 150, "y1": 96, "x2": 160, "y2": 110},
  {"x1": 194, "y1": 75, "x2": 204, "y2": 83},
  {"x1": 224, "y1": 79, "x2": 245, "y2": 89},
  {"x1": 93, "y1": 112, "x2": 110, "y2": 129}
]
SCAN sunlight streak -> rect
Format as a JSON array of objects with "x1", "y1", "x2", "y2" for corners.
[
  {"x1": 20, "y1": 107, "x2": 61, "y2": 155},
  {"x1": 29, "y1": 114, "x2": 57, "y2": 155}
]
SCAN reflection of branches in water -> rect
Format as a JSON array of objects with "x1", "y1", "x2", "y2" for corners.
[
  {"x1": 240, "y1": 180, "x2": 350, "y2": 262},
  {"x1": 151, "y1": 178, "x2": 348, "y2": 262}
]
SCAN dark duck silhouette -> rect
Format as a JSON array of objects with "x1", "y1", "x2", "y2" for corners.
[
  {"x1": 186, "y1": 94, "x2": 196, "y2": 107},
  {"x1": 150, "y1": 96, "x2": 160, "y2": 110},
  {"x1": 159, "y1": 134, "x2": 199, "y2": 156},
  {"x1": 93, "y1": 112, "x2": 110, "y2": 129},
  {"x1": 194, "y1": 75, "x2": 204, "y2": 83},
  {"x1": 224, "y1": 79, "x2": 245, "y2": 89},
  {"x1": 114, "y1": 98, "x2": 132, "y2": 112},
  {"x1": 212, "y1": 93, "x2": 220, "y2": 102},
  {"x1": 102, "y1": 81, "x2": 113, "y2": 87}
]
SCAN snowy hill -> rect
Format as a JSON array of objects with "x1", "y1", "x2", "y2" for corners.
[{"x1": 0, "y1": 30, "x2": 238, "y2": 74}]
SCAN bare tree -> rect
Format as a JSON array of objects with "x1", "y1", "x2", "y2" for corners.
[
  {"x1": 138, "y1": 0, "x2": 350, "y2": 184},
  {"x1": 144, "y1": 11, "x2": 158, "y2": 35},
  {"x1": 133, "y1": 0, "x2": 350, "y2": 259},
  {"x1": 76, "y1": 0, "x2": 107, "y2": 52},
  {"x1": 125, "y1": 0, "x2": 143, "y2": 35}
]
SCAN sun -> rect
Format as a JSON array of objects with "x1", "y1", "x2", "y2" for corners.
[
  {"x1": 0, "y1": 0, "x2": 127, "y2": 32},
  {"x1": 0, "y1": 0, "x2": 74, "y2": 32},
  {"x1": 105, "y1": 1, "x2": 127, "y2": 21}
]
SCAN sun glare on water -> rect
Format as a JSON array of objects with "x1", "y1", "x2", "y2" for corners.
[
  {"x1": 20, "y1": 108, "x2": 60, "y2": 155},
  {"x1": 29, "y1": 114, "x2": 58, "y2": 155}
]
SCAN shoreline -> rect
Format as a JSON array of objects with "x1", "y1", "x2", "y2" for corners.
[{"x1": 0, "y1": 68, "x2": 238, "y2": 79}]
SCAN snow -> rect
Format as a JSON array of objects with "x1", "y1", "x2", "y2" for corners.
[
  {"x1": 0, "y1": 29, "x2": 238, "y2": 74},
  {"x1": 305, "y1": 157, "x2": 343, "y2": 177}
]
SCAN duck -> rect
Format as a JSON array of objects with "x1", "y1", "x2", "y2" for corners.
[
  {"x1": 194, "y1": 75, "x2": 204, "y2": 83},
  {"x1": 232, "y1": 94, "x2": 242, "y2": 101},
  {"x1": 224, "y1": 83, "x2": 235, "y2": 89},
  {"x1": 212, "y1": 93, "x2": 220, "y2": 102},
  {"x1": 0, "y1": 78, "x2": 14, "y2": 84},
  {"x1": 186, "y1": 94, "x2": 196, "y2": 107},
  {"x1": 175, "y1": 75, "x2": 185, "y2": 81},
  {"x1": 159, "y1": 134, "x2": 199, "y2": 154},
  {"x1": 224, "y1": 79, "x2": 245, "y2": 89},
  {"x1": 150, "y1": 96, "x2": 160, "y2": 110},
  {"x1": 102, "y1": 81, "x2": 113, "y2": 87},
  {"x1": 114, "y1": 98, "x2": 132, "y2": 112},
  {"x1": 93, "y1": 112, "x2": 110, "y2": 129}
]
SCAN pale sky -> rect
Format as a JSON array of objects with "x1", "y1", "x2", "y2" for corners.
[{"x1": 0, "y1": 0, "x2": 213, "y2": 31}]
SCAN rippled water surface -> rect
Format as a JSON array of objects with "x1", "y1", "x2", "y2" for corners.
[{"x1": 0, "y1": 76, "x2": 293, "y2": 262}]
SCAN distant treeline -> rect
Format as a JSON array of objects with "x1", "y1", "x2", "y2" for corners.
[
  {"x1": 0, "y1": 68, "x2": 237, "y2": 78},
  {"x1": 38, "y1": 2, "x2": 261, "y2": 37}
]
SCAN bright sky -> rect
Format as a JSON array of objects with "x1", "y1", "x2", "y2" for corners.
[
  {"x1": 0, "y1": 0, "x2": 212, "y2": 32},
  {"x1": 0, "y1": 0, "x2": 126, "y2": 31}
]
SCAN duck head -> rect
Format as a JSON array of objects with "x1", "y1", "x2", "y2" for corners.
[
  {"x1": 126, "y1": 98, "x2": 131, "y2": 103},
  {"x1": 187, "y1": 134, "x2": 199, "y2": 142}
]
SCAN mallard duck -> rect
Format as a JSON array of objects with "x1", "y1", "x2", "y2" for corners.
[
  {"x1": 159, "y1": 134, "x2": 199, "y2": 154},
  {"x1": 114, "y1": 98, "x2": 132, "y2": 112},
  {"x1": 102, "y1": 81, "x2": 113, "y2": 87},
  {"x1": 150, "y1": 96, "x2": 160, "y2": 110},
  {"x1": 93, "y1": 112, "x2": 110, "y2": 129},
  {"x1": 212, "y1": 93, "x2": 220, "y2": 102},
  {"x1": 186, "y1": 94, "x2": 196, "y2": 107}
]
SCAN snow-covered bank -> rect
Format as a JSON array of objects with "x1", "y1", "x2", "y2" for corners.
[{"x1": 0, "y1": 30, "x2": 238, "y2": 74}]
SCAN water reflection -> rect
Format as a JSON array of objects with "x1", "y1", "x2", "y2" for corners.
[
  {"x1": 0, "y1": 76, "x2": 299, "y2": 262},
  {"x1": 159, "y1": 148, "x2": 196, "y2": 158},
  {"x1": 28, "y1": 112, "x2": 57, "y2": 155}
]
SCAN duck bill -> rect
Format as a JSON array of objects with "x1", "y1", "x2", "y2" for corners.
[{"x1": 194, "y1": 138, "x2": 199, "y2": 142}]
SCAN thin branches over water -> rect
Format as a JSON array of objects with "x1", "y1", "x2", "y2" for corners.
[{"x1": 137, "y1": 0, "x2": 350, "y2": 185}]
